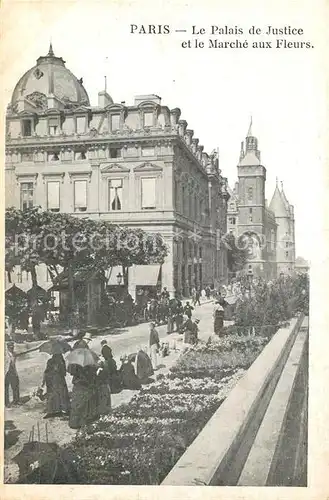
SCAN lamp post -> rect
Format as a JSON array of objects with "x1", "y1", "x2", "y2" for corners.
[{"x1": 116, "y1": 272, "x2": 123, "y2": 300}]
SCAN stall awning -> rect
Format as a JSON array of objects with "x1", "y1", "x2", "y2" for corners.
[{"x1": 131, "y1": 265, "x2": 161, "y2": 287}]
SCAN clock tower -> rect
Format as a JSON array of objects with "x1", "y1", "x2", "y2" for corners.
[{"x1": 237, "y1": 120, "x2": 267, "y2": 275}]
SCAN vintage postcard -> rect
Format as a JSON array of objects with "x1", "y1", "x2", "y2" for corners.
[{"x1": 1, "y1": 0, "x2": 328, "y2": 498}]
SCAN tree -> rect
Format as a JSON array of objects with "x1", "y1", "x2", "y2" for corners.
[
  {"x1": 5, "y1": 207, "x2": 168, "y2": 332},
  {"x1": 222, "y1": 232, "x2": 249, "y2": 275}
]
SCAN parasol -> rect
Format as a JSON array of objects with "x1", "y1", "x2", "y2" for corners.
[
  {"x1": 39, "y1": 339, "x2": 72, "y2": 355},
  {"x1": 66, "y1": 348, "x2": 99, "y2": 367}
]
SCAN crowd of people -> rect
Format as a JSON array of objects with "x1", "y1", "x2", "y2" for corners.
[{"x1": 4, "y1": 284, "x2": 231, "y2": 431}]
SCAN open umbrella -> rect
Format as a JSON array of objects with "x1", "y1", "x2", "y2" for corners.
[
  {"x1": 39, "y1": 339, "x2": 72, "y2": 355},
  {"x1": 66, "y1": 348, "x2": 99, "y2": 367}
]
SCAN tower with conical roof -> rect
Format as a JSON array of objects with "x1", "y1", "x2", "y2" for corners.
[
  {"x1": 236, "y1": 119, "x2": 267, "y2": 276},
  {"x1": 269, "y1": 181, "x2": 295, "y2": 274}
]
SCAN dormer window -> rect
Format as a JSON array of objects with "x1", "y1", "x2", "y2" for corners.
[
  {"x1": 111, "y1": 114, "x2": 120, "y2": 131},
  {"x1": 48, "y1": 117, "x2": 60, "y2": 135},
  {"x1": 143, "y1": 112, "x2": 154, "y2": 128},
  {"x1": 22, "y1": 119, "x2": 32, "y2": 137}
]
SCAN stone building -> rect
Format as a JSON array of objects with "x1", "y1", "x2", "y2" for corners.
[
  {"x1": 227, "y1": 121, "x2": 296, "y2": 278},
  {"x1": 5, "y1": 44, "x2": 230, "y2": 301}
]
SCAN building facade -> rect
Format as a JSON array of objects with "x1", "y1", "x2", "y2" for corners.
[
  {"x1": 5, "y1": 45, "x2": 230, "y2": 299},
  {"x1": 227, "y1": 122, "x2": 295, "y2": 278}
]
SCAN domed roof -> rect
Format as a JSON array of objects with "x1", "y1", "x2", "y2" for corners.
[{"x1": 11, "y1": 44, "x2": 90, "y2": 110}]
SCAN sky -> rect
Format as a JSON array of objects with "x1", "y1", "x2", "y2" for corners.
[{"x1": 1, "y1": 0, "x2": 326, "y2": 261}]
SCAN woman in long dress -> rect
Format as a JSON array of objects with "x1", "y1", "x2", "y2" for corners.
[
  {"x1": 42, "y1": 354, "x2": 70, "y2": 418},
  {"x1": 68, "y1": 364, "x2": 99, "y2": 429},
  {"x1": 100, "y1": 345, "x2": 122, "y2": 393}
]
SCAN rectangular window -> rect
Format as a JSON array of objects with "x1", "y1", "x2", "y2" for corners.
[
  {"x1": 108, "y1": 179, "x2": 123, "y2": 211},
  {"x1": 285, "y1": 241, "x2": 289, "y2": 248},
  {"x1": 111, "y1": 115, "x2": 120, "y2": 131},
  {"x1": 144, "y1": 112, "x2": 153, "y2": 127},
  {"x1": 141, "y1": 177, "x2": 156, "y2": 209},
  {"x1": 74, "y1": 180, "x2": 87, "y2": 212},
  {"x1": 285, "y1": 251, "x2": 289, "y2": 258},
  {"x1": 22, "y1": 119, "x2": 32, "y2": 137},
  {"x1": 249, "y1": 208, "x2": 253, "y2": 214},
  {"x1": 110, "y1": 148, "x2": 122, "y2": 159},
  {"x1": 20, "y1": 182, "x2": 34, "y2": 210},
  {"x1": 48, "y1": 152, "x2": 59, "y2": 162},
  {"x1": 248, "y1": 187, "x2": 253, "y2": 201},
  {"x1": 142, "y1": 147, "x2": 155, "y2": 157},
  {"x1": 229, "y1": 217, "x2": 236, "y2": 225},
  {"x1": 76, "y1": 150, "x2": 86, "y2": 160},
  {"x1": 22, "y1": 152, "x2": 33, "y2": 162},
  {"x1": 49, "y1": 117, "x2": 59, "y2": 136},
  {"x1": 49, "y1": 126, "x2": 58, "y2": 135},
  {"x1": 47, "y1": 181, "x2": 60, "y2": 212}
]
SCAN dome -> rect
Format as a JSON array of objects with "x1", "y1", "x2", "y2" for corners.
[{"x1": 10, "y1": 44, "x2": 90, "y2": 110}]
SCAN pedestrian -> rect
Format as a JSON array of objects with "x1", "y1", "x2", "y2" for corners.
[
  {"x1": 175, "y1": 304, "x2": 184, "y2": 333},
  {"x1": 73, "y1": 331, "x2": 92, "y2": 349},
  {"x1": 69, "y1": 364, "x2": 99, "y2": 429},
  {"x1": 96, "y1": 360, "x2": 112, "y2": 417},
  {"x1": 161, "y1": 287, "x2": 170, "y2": 300},
  {"x1": 213, "y1": 300, "x2": 225, "y2": 336},
  {"x1": 119, "y1": 355, "x2": 142, "y2": 390},
  {"x1": 184, "y1": 301, "x2": 194, "y2": 319},
  {"x1": 100, "y1": 344, "x2": 122, "y2": 393},
  {"x1": 167, "y1": 306, "x2": 174, "y2": 334},
  {"x1": 181, "y1": 317, "x2": 194, "y2": 344},
  {"x1": 192, "y1": 318, "x2": 200, "y2": 344},
  {"x1": 5, "y1": 341, "x2": 20, "y2": 407},
  {"x1": 195, "y1": 289, "x2": 201, "y2": 306},
  {"x1": 41, "y1": 353, "x2": 70, "y2": 419},
  {"x1": 149, "y1": 322, "x2": 160, "y2": 370}
]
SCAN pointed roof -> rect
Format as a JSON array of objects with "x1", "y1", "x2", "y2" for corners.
[
  {"x1": 280, "y1": 181, "x2": 290, "y2": 209},
  {"x1": 247, "y1": 116, "x2": 253, "y2": 137},
  {"x1": 48, "y1": 42, "x2": 54, "y2": 57},
  {"x1": 269, "y1": 184, "x2": 290, "y2": 217}
]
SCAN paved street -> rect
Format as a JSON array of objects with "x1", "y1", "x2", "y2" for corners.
[
  {"x1": 5, "y1": 298, "x2": 229, "y2": 483},
  {"x1": 15, "y1": 298, "x2": 218, "y2": 397}
]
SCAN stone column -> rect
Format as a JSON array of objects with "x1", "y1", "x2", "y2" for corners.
[{"x1": 161, "y1": 236, "x2": 174, "y2": 296}]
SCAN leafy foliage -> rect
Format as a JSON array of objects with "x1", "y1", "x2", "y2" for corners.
[
  {"x1": 233, "y1": 274, "x2": 309, "y2": 334},
  {"x1": 5, "y1": 207, "x2": 168, "y2": 285},
  {"x1": 223, "y1": 232, "x2": 249, "y2": 274}
]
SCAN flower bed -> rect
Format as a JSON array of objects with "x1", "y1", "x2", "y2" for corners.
[
  {"x1": 170, "y1": 335, "x2": 268, "y2": 379},
  {"x1": 46, "y1": 335, "x2": 269, "y2": 484}
]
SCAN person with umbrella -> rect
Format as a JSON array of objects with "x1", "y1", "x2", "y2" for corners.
[
  {"x1": 66, "y1": 347, "x2": 100, "y2": 429},
  {"x1": 40, "y1": 339, "x2": 71, "y2": 419}
]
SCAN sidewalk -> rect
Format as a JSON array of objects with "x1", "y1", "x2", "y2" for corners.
[
  {"x1": 13, "y1": 297, "x2": 217, "y2": 356},
  {"x1": 4, "y1": 330, "x2": 186, "y2": 484}
]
